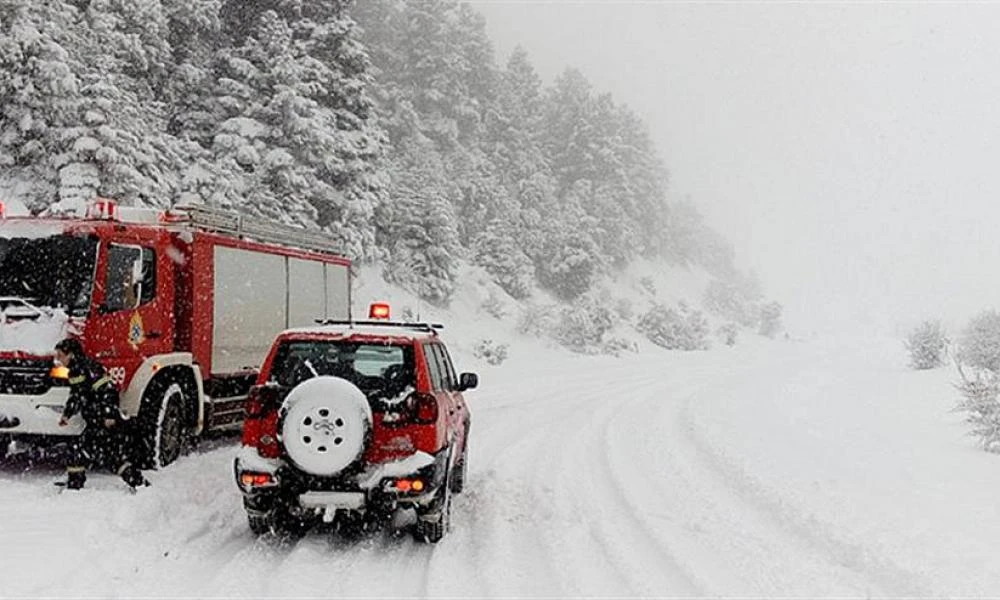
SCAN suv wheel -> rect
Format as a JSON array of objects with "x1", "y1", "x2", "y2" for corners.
[
  {"x1": 451, "y1": 449, "x2": 467, "y2": 494},
  {"x1": 248, "y1": 513, "x2": 274, "y2": 536},
  {"x1": 415, "y1": 468, "x2": 453, "y2": 543},
  {"x1": 247, "y1": 508, "x2": 312, "y2": 539}
]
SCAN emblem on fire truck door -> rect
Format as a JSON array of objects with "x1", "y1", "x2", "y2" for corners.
[{"x1": 128, "y1": 311, "x2": 145, "y2": 346}]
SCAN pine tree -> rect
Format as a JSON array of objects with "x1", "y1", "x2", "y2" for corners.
[
  {"x1": 208, "y1": 3, "x2": 387, "y2": 258},
  {"x1": 0, "y1": 0, "x2": 84, "y2": 209},
  {"x1": 50, "y1": 0, "x2": 182, "y2": 208},
  {"x1": 381, "y1": 137, "x2": 460, "y2": 305}
]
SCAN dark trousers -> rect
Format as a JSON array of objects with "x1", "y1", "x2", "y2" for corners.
[{"x1": 66, "y1": 421, "x2": 143, "y2": 488}]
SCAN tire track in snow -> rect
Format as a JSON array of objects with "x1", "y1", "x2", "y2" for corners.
[
  {"x1": 669, "y1": 353, "x2": 932, "y2": 597},
  {"x1": 475, "y1": 366, "x2": 704, "y2": 597},
  {"x1": 528, "y1": 396, "x2": 657, "y2": 597},
  {"x1": 466, "y1": 414, "x2": 585, "y2": 597}
]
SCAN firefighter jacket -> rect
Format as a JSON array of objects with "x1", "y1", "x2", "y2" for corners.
[{"x1": 60, "y1": 356, "x2": 121, "y2": 426}]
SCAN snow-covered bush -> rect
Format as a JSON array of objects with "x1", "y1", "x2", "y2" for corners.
[
  {"x1": 955, "y1": 366, "x2": 1000, "y2": 452},
  {"x1": 601, "y1": 336, "x2": 639, "y2": 357},
  {"x1": 957, "y1": 310, "x2": 1000, "y2": 373},
  {"x1": 717, "y1": 322, "x2": 738, "y2": 347},
  {"x1": 480, "y1": 290, "x2": 507, "y2": 319},
  {"x1": 637, "y1": 302, "x2": 710, "y2": 351},
  {"x1": 954, "y1": 311, "x2": 1000, "y2": 451},
  {"x1": 535, "y1": 234, "x2": 598, "y2": 301},
  {"x1": 613, "y1": 297, "x2": 634, "y2": 322},
  {"x1": 639, "y1": 276, "x2": 656, "y2": 297},
  {"x1": 904, "y1": 320, "x2": 947, "y2": 370},
  {"x1": 758, "y1": 301, "x2": 783, "y2": 338},
  {"x1": 472, "y1": 228, "x2": 534, "y2": 300},
  {"x1": 703, "y1": 275, "x2": 762, "y2": 327},
  {"x1": 517, "y1": 303, "x2": 558, "y2": 337},
  {"x1": 553, "y1": 296, "x2": 614, "y2": 351},
  {"x1": 473, "y1": 339, "x2": 508, "y2": 366}
]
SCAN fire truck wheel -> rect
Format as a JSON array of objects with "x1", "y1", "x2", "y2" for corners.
[
  {"x1": 138, "y1": 380, "x2": 186, "y2": 469},
  {"x1": 279, "y1": 376, "x2": 372, "y2": 477}
]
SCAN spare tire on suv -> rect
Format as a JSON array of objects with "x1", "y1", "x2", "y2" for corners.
[{"x1": 279, "y1": 376, "x2": 372, "y2": 477}]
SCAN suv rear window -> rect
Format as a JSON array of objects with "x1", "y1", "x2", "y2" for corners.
[{"x1": 268, "y1": 340, "x2": 415, "y2": 402}]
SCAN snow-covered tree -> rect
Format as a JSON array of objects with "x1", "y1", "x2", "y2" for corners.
[
  {"x1": 703, "y1": 274, "x2": 763, "y2": 328},
  {"x1": 471, "y1": 220, "x2": 534, "y2": 300},
  {"x1": 717, "y1": 322, "x2": 739, "y2": 347},
  {"x1": 958, "y1": 310, "x2": 1000, "y2": 374},
  {"x1": 380, "y1": 138, "x2": 460, "y2": 305},
  {"x1": 0, "y1": 1, "x2": 84, "y2": 209},
  {"x1": 954, "y1": 310, "x2": 1000, "y2": 452},
  {"x1": 955, "y1": 362, "x2": 1000, "y2": 453},
  {"x1": 904, "y1": 320, "x2": 947, "y2": 370},
  {"x1": 208, "y1": 3, "x2": 387, "y2": 258},
  {"x1": 758, "y1": 301, "x2": 783, "y2": 338}
]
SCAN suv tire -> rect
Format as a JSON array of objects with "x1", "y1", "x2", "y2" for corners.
[
  {"x1": 415, "y1": 466, "x2": 453, "y2": 543},
  {"x1": 451, "y1": 449, "x2": 467, "y2": 494},
  {"x1": 247, "y1": 509, "x2": 312, "y2": 539}
]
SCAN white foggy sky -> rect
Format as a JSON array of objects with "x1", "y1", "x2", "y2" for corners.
[{"x1": 473, "y1": 1, "x2": 1000, "y2": 334}]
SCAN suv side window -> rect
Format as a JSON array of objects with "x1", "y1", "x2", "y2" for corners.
[
  {"x1": 424, "y1": 343, "x2": 443, "y2": 391},
  {"x1": 437, "y1": 344, "x2": 459, "y2": 390},
  {"x1": 431, "y1": 344, "x2": 455, "y2": 391}
]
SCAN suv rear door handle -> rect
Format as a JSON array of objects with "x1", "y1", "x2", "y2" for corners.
[{"x1": 146, "y1": 331, "x2": 162, "y2": 339}]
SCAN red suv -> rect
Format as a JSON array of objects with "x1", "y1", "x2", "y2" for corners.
[{"x1": 234, "y1": 312, "x2": 477, "y2": 543}]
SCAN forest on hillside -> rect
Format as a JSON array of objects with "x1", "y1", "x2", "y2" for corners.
[{"x1": 0, "y1": 0, "x2": 751, "y2": 312}]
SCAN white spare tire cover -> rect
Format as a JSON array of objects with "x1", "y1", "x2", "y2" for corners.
[{"x1": 279, "y1": 376, "x2": 372, "y2": 477}]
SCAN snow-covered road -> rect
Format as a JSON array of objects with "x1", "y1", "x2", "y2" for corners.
[{"x1": 3, "y1": 337, "x2": 998, "y2": 598}]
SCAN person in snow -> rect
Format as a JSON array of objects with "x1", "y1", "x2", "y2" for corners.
[{"x1": 54, "y1": 338, "x2": 149, "y2": 491}]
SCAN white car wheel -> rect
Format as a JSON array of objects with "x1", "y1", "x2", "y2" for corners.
[{"x1": 279, "y1": 376, "x2": 372, "y2": 477}]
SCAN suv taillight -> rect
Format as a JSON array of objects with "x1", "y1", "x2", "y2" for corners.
[
  {"x1": 242, "y1": 384, "x2": 283, "y2": 458},
  {"x1": 413, "y1": 392, "x2": 438, "y2": 424},
  {"x1": 382, "y1": 392, "x2": 439, "y2": 426}
]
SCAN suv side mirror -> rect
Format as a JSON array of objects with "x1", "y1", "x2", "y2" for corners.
[{"x1": 458, "y1": 372, "x2": 478, "y2": 391}]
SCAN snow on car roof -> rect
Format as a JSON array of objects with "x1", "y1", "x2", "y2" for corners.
[
  {"x1": 0, "y1": 219, "x2": 70, "y2": 240},
  {"x1": 281, "y1": 322, "x2": 441, "y2": 340}
]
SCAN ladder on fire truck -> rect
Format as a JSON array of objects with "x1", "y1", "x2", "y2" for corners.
[
  {"x1": 165, "y1": 205, "x2": 345, "y2": 431},
  {"x1": 168, "y1": 204, "x2": 343, "y2": 256}
]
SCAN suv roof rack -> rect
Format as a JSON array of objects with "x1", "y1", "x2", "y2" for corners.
[{"x1": 314, "y1": 319, "x2": 443, "y2": 334}]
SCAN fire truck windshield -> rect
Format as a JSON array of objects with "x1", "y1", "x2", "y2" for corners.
[{"x1": 0, "y1": 235, "x2": 98, "y2": 317}]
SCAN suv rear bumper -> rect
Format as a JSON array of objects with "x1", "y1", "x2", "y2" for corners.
[{"x1": 234, "y1": 446, "x2": 447, "y2": 519}]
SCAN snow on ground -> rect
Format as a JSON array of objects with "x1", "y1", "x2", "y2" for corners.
[{"x1": 1, "y1": 270, "x2": 998, "y2": 598}]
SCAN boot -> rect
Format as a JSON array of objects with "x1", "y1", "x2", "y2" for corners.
[
  {"x1": 63, "y1": 469, "x2": 86, "y2": 490},
  {"x1": 120, "y1": 464, "x2": 149, "y2": 491}
]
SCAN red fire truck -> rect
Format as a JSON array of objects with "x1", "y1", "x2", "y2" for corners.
[{"x1": 0, "y1": 199, "x2": 352, "y2": 467}]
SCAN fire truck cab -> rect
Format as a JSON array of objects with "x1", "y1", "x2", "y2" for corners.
[{"x1": 0, "y1": 199, "x2": 351, "y2": 468}]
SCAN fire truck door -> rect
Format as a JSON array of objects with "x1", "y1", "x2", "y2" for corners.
[{"x1": 89, "y1": 242, "x2": 173, "y2": 382}]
